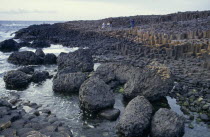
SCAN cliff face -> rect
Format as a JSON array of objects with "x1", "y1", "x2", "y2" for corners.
[{"x1": 14, "y1": 11, "x2": 210, "y2": 69}]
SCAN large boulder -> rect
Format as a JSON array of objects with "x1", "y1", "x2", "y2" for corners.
[
  {"x1": 43, "y1": 53, "x2": 57, "y2": 64},
  {"x1": 151, "y1": 108, "x2": 185, "y2": 137},
  {"x1": 0, "y1": 39, "x2": 19, "y2": 52},
  {"x1": 17, "y1": 66, "x2": 34, "y2": 75},
  {"x1": 30, "y1": 40, "x2": 50, "y2": 48},
  {"x1": 116, "y1": 96, "x2": 153, "y2": 137},
  {"x1": 124, "y1": 64, "x2": 174, "y2": 101},
  {"x1": 35, "y1": 49, "x2": 45, "y2": 58},
  {"x1": 53, "y1": 72, "x2": 88, "y2": 93},
  {"x1": 94, "y1": 62, "x2": 174, "y2": 101},
  {"x1": 3, "y1": 70, "x2": 31, "y2": 89},
  {"x1": 8, "y1": 51, "x2": 42, "y2": 65},
  {"x1": 57, "y1": 49, "x2": 94, "y2": 72},
  {"x1": 31, "y1": 71, "x2": 50, "y2": 83},
  {"x1": 79, "y1": 76, "x2": 115, "y2": 112}
]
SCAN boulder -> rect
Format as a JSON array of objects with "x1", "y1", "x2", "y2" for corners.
[
  {"x1": 3, "y1": 70, "x2": 31, "y2": 89},
  {"x1": 116, "y1": 96, "x2": 153, "y2": 137},
  {"x1": 30, "y1": 40, "x2": 50, "y2": 48},
  {"x1": 31, "y1": 71, "x2": 50, "y2": 83},
  {"x1": 124, "y1": 64, "x2": 174, "y2": 101},
  {"x1": 17, "y1": 66, "x2": 34, "y2": 75},
  {"x1": 99, "y1": 108, "x2": 120, "y2": 121},
  {"x1": 43, "y1": 53, "x2": 57, "y2": 64},
  {"x1": 79, "y1": 76, "x2": 115, "y2": 112},
  {"x1": 8, "y1": 51, "x2": 42, "y2": 65},
  {"x1": 35, "y1": 49, "x2": 45, "y2": 58},
  {"x1": 57, "y1": 49, "x2": 94, "y2": 72},
  {"x1": 151, "y1": 108, "x2": 185, "y2": 137},
  {"x1": 53, "y1": 72, "x2": 88, "y2": 93},
  {"x1": 18, "y1": 41, "x2": 30, "y2": 47},
  {"x1": 0, "y1": 39, "x2": 19, "y2": 52},
  {"x1": 94, "y1": 62, "x2": 174, "y2": 101}
]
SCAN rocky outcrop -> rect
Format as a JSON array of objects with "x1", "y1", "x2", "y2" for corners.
[
  {"x1": 31, "y1": 71, "x2": 51, "y2": 83},
  {"x1": 124, "y1": 62, "x2": 174, "y2": 101},
  {"x1": 8, "y1": 51, "x2": 42, "y2": 65},
  {"x1": 0, "y1": 98, "x2": 73, "y2": 137},
  {"x1": 3, "y1": 70, "x2": 31, "y2": 90},
  {"x1": 116, "y1": 96, "x2": 153, "y2": 137},
  {"x1": 94, "y1": 62, "x2": 174, "y2": 101},
  {"x1": 79, "y1": 76, "x2": 115, "y2": 112},
  {"x1": 0, "y1": 39, "x2": 19, "y2": 52},
  {"x1": 151, "y1": 108, "x2": 185, "y2": 137},
  {"x1": 17, "y1": 66, "x2": 34, "y2": 75},
  {"x1": 30, "y1": 40, "x2": 50, "y2": 48},
  {"x1": 43, "y1": 53, "x2": 57, "y2": 64},
  {"x1": 53, "y1": 72, "x2": 88, "y2": 93},
  {"x1": 35, "y1": 49, "x2": 45, "y2": 58},
  {"x1": 57, "y1": 49, "x2": 94, "y2": 72}
]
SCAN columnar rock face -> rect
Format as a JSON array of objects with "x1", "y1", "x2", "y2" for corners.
[
  {"x1": 0, "y1": 39, "x2": 19, "y2": 52},
  {"x1": 53, "y1": 72, "x2": 88, "y2": 93},
  {"x1": 3, "y1": 70, "x2": 31, "y2": 89},
  {"x1": 151, "y1": 108, "x2": 185, "y2": 137},
  {"x1": 57, "y1": 49, "x2": 94, "y2": 72},
  {"x1": 79, "y1": 76, "x2": 115, "y2": 112},
  {"x1": 116, "y1": 96, "x2": 153, "y2": 137},
  {"x1": 8, "y1": 51, "x2": 42, "y2": 65}
]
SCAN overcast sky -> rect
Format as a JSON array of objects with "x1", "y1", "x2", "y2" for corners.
[{"x1": 0, "y1": 0, "x2": 209, "y2": 21}]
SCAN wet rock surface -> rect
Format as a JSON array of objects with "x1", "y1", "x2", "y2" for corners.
[
  {"x1": 53, "y1": 72, "x2": 89, "y2": 93},
  {"x1": 3, "y1": 69, "x2": 51, "y2": 90},
  {"x1": 79, "y1": 76, "x2": 115, "y2": 112},
  {"x1": 57, "y1": 49, "x2": 94, "y2": 72},
  {"x1": 151, "y1": 108, "x2": 185, "y2": 137},
  {"x1": 8, "y1": 51, "x2": 42, "y2": 65},
  {"x1": 0, "y1": 39, "x2": 19, "y2": 52},
  {"x1": 116, "y1": 96, "x2": 153, "y2": 137},
  {"x1": 3, "y1": 70, "x2": 32, "y2": 90},
  {"x1": 0, "y1": 97, "x2": 73, "y2": 137}
]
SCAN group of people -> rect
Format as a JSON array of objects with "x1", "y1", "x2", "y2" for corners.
[
  {"x1": 101, "y1": 19, "x2": 136, "y2": 30},
  {"x1": 101, "y1": 21, "x2": 113, "y2": 30}
]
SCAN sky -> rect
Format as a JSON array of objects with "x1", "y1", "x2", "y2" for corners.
[{"x1": 0, "y1": 0, "x2": 209, "y2": 21}]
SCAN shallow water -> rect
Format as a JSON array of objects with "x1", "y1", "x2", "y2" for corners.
[{"x1": 0, "y1": 21, "x2": 210, "y2": 137}]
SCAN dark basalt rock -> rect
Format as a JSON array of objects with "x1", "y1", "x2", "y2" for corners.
[
  {"x1": 0, "y1": 39, "x2": 19, "y2": 52},
  {"x1": 151, "y1": 108, "x2": 185, "y2": 137},
  {"x1": 99, "y1": 108, "x2": 120, "y2": 121},
  {"x1": 35, "y1": 48, "x2": 45, "y2": 58},
  {"x1": 8, "y1": 51, "x2": 42, "y2": 65},
  {"x1": 43, "y1": 53, "x2": 57, "y2": 64},
  {"x1": 116, "y1": 96, "x2": 153, "y2": 137},
  {"x1": 53, "y1": 72, "x2": 88, "y2": 93},
  {"x1": 30, "y1": 40, "x2": 50, "y2": 48},
  {"x1": 17, "y1": 66, "x2": 34, "y2": 75},
  {"x1": 94, "y1": 62, "x2": 174, "y2": 101},
  {"x1": 18, "y1": 41, "x2": 30, "y2": 47},
  {"x1": 31, "y1": 71, "x2": 50, "y2": 83},
  {"x1": 57, "y1": 49, "x2": 94, "y2": 72},
  {"x1": 124, "y1": 63, "x2": 174, "y2": 101},
  {"x1": 3, "y1": 70, "x2": 31, "y2": 90},
  {"x1": 79, "y1": 76, "x2": 115, "y2": 112}
]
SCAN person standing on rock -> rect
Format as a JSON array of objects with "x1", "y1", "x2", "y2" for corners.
[
  {"x1": 130, "y1": 19, "x2": 135, "y2": 29},
  {"x1": 102, "y1": 22, "x2": 106, "y2": 29}
]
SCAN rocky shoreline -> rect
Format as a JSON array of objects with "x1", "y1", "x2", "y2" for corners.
[{"x1": 0, "y1": 10, "x2": 210, "y2": 137}]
